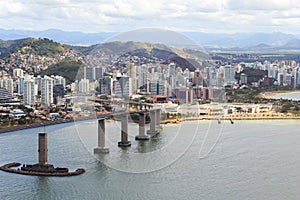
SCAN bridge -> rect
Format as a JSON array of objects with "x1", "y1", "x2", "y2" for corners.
[
  {"x1": 94, "y1": 108, "x2": 162, "y2": 154},
  {"x1": 91, "y1": 98, "x2": 154, "y2": 111}
]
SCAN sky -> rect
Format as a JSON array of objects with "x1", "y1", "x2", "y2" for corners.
[{"x1": 0, "y1": 0, "x2": 299, "y2": 34}]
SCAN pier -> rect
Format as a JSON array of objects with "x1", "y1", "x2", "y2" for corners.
[
  {"x1": 0, "y1": 133, "x2": 85, "y2": 176},
  {"x1": 118, "y1": 113, "x2": 131, "y2": 147},
  {"x1": 94, "y1": 108, "x2": 162, "y2": 153}
]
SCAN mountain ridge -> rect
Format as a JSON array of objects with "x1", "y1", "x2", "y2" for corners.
[{"x1": 0, "y1": 28, "x2": 299, "y2": 51}]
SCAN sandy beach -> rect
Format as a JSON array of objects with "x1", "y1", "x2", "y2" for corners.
[{"x1": 258, "y1": 91, "x2": 300, "y2": 99}]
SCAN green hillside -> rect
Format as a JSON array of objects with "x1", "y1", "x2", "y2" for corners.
[
  {"x1": 0, "y1": 37, "x2": 66, "y2": 58},
  {"x1": 40, "y1": 60, "x2": 82, "y2": 84},
  {"x1": 0, "y1": 38, "x2": 27, "y2": 54},
  {"x1": 15, "y1": 38, "x2": 65, "y2": 56},
  {"x1": 74, "y1": 41, "x2": 209, "y2": 71}
]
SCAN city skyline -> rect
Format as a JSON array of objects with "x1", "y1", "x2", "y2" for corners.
[{"x1": 0, "y1": 0, "x2": 299, "y2": 34}]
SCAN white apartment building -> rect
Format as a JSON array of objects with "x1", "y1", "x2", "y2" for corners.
[
  {"x1": 24, "y1": 76, "x2": 36, "y2": 105},
  {"x1": 0, "y1": 78, "x2": 14, "y2": 95},
  {"x1": 41, "y1": 75, "x2": 54, "y2": 107}
]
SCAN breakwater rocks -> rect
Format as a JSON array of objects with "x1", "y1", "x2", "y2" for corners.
[{"x1": 0, "y1": 162, "x2": 85, "y2": 176}]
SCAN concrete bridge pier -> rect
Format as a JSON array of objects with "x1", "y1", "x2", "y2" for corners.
[
  {"x1": 118, "y1": 114, "x2": 131, "y2": 147},
  {"x1": 135, "y1": 112, "x2": 150, "y2": 140},
  {"x1": 94, "y1": 119, "x2": 109, "y2": 153},
  {"x1": 38, "y1": 133, "x2": 48, "y2": 165},
  {"x1": 156, "y1": 109, "x2": 162, "y2": 129},
  {"x1": 147, "y1": 110, "x2": 159, "y2": 135}
]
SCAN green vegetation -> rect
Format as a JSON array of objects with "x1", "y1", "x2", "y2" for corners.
[
  {"x1": 235, "y1": 68, "x2": 268, "y2": 84},
  {"x1": 226, "y1": 85, "x2": 299, "y2": 104},
  {"x1": 1, "y1": 38, "x2": 67, "y2": 59},
  {"x1": 0, "y1": 38, "x2": 27, "y2": 55},
  {"x1": 64, "y1": 44, "x2": 92, "y2": 55},
  {"x1": 226, "y1": 87, "x2": 263, "y2": 104},
  {"x1": 16, "y1": 38, "x2": 65, "y2": 56},
  {"x1": 226, "y1": 85, "x2": 300, "y2": 115},
  {"x1": 40, "y1": 59, "x2": 82, "y2": 84}
]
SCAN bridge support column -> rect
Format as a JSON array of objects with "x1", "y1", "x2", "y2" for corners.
[
  {"x1": 156, "y1": 109, "x2": 162, "y2": 129},
  {"x1": 118, "y1": 114, "x2": 131, "y2": 147},
  {"x1": 38, "y1": 133, "x2": 48, "y2": 165},
  {"x1": 147, "y1": 110, "x2": 159, "y2": 135},
  {"x1": 94, "y1": 119, "x2": 109, "y2": 153},
  {"x1": 135, "y1": 112, "x2": 150, "y2": 140}
]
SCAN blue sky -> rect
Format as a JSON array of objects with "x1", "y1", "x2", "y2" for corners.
[{"x1": 0, "y1": 0, "x2": 299, "y2": 34}]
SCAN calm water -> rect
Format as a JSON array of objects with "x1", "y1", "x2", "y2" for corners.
[
  {"x1": 1, "y1": 118, "x2": 300, "y2": 200},
  {"x1": 274, "y1": 92, "x2": 300, "y2": 101}
]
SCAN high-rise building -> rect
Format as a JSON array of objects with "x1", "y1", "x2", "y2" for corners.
[
  {"x1": 169, "y1": 63, "x2": 176, "y2": 77},
  {"x1": 203, "y1": 67, "x2": 211, "y2": 87},
  {"x1": 99, "y1": 76, "x2": 112, "y2": 95},
  {"x1": 113, "y1": 76, "x2": 132, "y2": 98},
  {"x1": 0, "y1": 78, "x2": 14, "y2": 95},
  {"x1": 35, "y1": 75, "x2": 42, "y2": 94},
  {"x1": 126, "y1": 62, "x2": 136, "y2": 95},
  {"x1": 41, "y1": 76, "x2": 54, "y2": 107},
  {"x1": 53, "y1": 84, "x2": 64, "y2": 104},
  {"x1": 173, "y1": 87, "x2": 193, "y2": 104},
  {"x1": 240, "y1": 73, "x2": 247, "y2": 85},
  {"x1": 13, "y1": 68, "x2": 24, "y2": 78},
  {"x1": 17, "y1": 77, "x2": 25, "y2": 94},
  {"x1": 52, "y1": 75, "x2": 66, "y2": 88},
  {"x1": 84, "y1": 67, "x2": 103, "y2": 81},
  {"x1": 277, "y1": 73, "x2": 284, "y2": 85},
  {"x1": 193, "y1": 70, "x2": 203, "y2": 86},
  {"x1": 222, "y1": 65, "x2": 236, "y2": 86},
  {"x1": 150, "y1": 80, "x2": 167, "y2": 96},
  {"x1": 84, "y1": 67, "x2": 94, "y2": 81},
  {"x1": 78, "y1": 78, "x2": 90, "y2": 93},
  {"x1": 286, "y1": 74, "x2": 292, "y2": 86},
  {"x1": 24, "y1": 77, "x2": 35, "y2": 105},
  {"x1": 293, "y1": 67, "x2": 300, "y2": 88},
  {"x1": 95, "y1": 67, "x2": 103, "y2": 81},
  {"x1": 0, "y1": 87, "x2": 13, "y2": 103},
  {"x1": 211, "y1": 70, "x2": 217, "y2": 87},
  {"x1": 137, "y1": 64, "x2": 148, "y2": 93}
]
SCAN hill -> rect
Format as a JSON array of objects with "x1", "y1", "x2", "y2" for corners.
[
  {"x1": 78, "y1": 41, "x2": 209, "y2": 71},
  {"x1": 0, "y1": 38, "x2": 82, "y2": 77},
  {"x1": 40, "y1": 60, "x2": 82, "y2": 84},
  {"x1": 1, "y1": 37, "x2": 210, "y2": 82},
  {"x1": 0, "y1": 37, "x2": 69, "y2": 58},
  {"x1": 0, "y1": 38, "x2": 27, "y2": 54}
]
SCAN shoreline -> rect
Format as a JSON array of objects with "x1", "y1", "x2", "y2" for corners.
[
  {"x1": 1, "y1": 113, "x2": 300, "y2": 134},
  {"x1": 163, "y1": 115, "x2": 300, "y2": 123},
  {"x1": 259, "y1": 91, "x2": 300, "y2": 99}
]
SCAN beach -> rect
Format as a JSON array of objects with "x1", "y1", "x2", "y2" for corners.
[{"x1": 259, "y1": 91, "x2": 300, "y2": 99}]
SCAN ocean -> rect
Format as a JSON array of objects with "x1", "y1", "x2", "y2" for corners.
[{"x1": 1, "y1": 118, "x2": 300, "y2": 199}]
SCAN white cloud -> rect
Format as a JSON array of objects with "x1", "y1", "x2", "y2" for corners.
[
  {"x1": 225, "y1": 0, "x2": 299, "y2": 11},
  {"x1": 0, "y1": 0, "x2": 299, "y2": 34}
]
